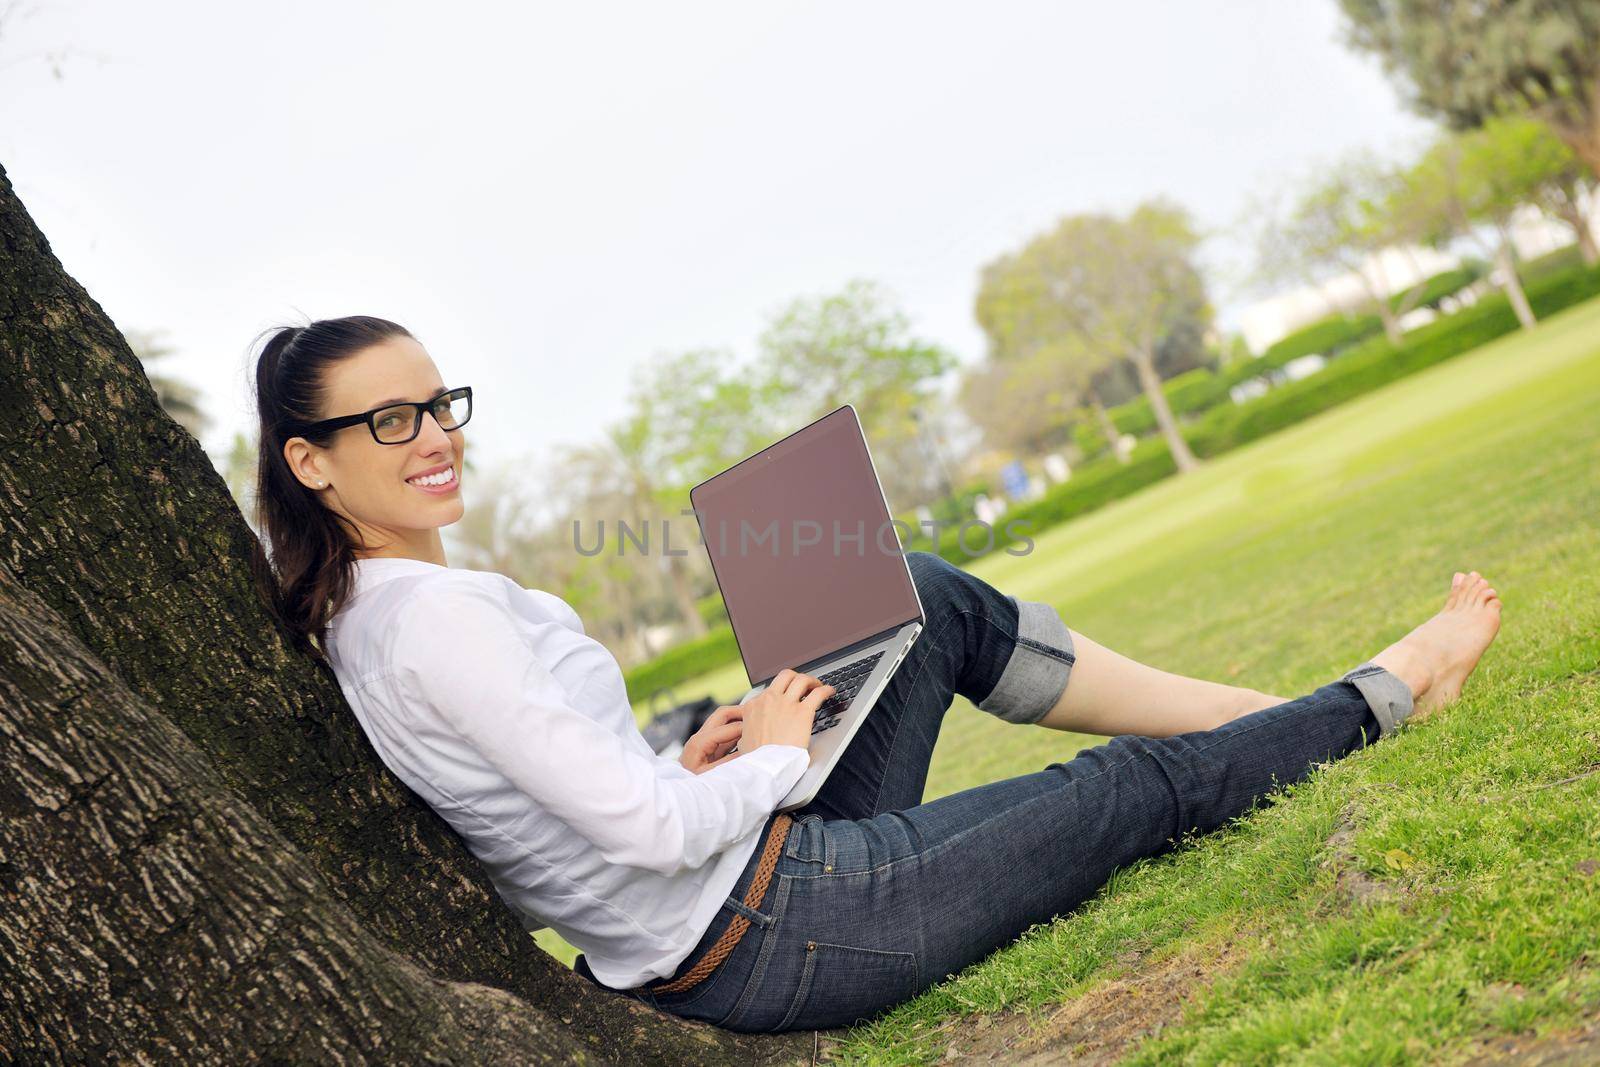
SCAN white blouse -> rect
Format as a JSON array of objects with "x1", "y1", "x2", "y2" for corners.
[{"x1": 323, "y1": 555, "x2": 811, "y2": 989}]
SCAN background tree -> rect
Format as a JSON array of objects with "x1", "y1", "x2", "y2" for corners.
[
  {"x1": 975, "y1": 200, "x2": 1209, "y2": 472},
  {"x1": 1395, "y1": 117, "x2": 1563, "y2": 329},
  {"x1": 1254, "y1": 151, "x2": 1436, "y2": 346},
  {"x1": 447, "y1": 455, "x2": 548, "y2": 579},
  {"x1": 215, "y1": 428, "x2": 258, "y2": 527},
  {"x1": 626, "y1": 347, "x2": 778, "y2": 495},
  {"x1": 552, "y1": 435, "x2": 676, "y2": 664},
  {"x1": 1513, "y1": 117, "x2": 1599, "y2": 266},
  {"x1": 603, "y1": 406, "x2": 709, "y2": 643},
  {"x1": 127, "y1": 327, "x2": 211, "y2": 439},
  {"x1": 610, "y1": 347, "x2": 781, "y2": 641},
  {"x1": 751, "y1": 279, "x2": 958, "y2": 506},
  {"x1": 974, "y1": 248, "x2": 1124, "y2": 461},
  {"x1": 957, "y1": 346, "x2": 1080, "y2": 460},
  {"x1": 1338, "y1": 0, "x2": 1600, "y2": 174}
]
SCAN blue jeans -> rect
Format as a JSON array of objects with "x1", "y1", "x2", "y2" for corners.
[{"x1": 574, "y1": 551, "x2": 1414, "y2": 1033}]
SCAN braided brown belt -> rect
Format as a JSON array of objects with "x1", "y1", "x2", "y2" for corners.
[{"x1": 643, "y1": 812, "x2": 794, "y2": 996}]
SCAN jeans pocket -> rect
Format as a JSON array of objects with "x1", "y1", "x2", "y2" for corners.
[{"x1": 776, "y1": 941, "x2": 920, "y2": 1032}]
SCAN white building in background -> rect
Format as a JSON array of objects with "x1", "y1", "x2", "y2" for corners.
[
  {"x1": 1500, "y1": 201, "x2": 1588, "y2": 263},
  {"x1": 1236, "y1": 199, "x2": 1596, "y2": 355},
  {"x1": 1237, "y1": 244, "x2": 1460, "y2": 355}
]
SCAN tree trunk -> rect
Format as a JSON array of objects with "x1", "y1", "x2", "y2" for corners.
[
  {"x1": 1360, "y1": 275, "x2": 1405, "y2": 346},
  {"x1": 665, "y1": 551, "x2": 710, "y2": 640},
  {"x1": 1552, "y1": 199, "x2": 1599, "y2": 267},
  {"x1": 1577, "y1": 222, "x2": 1599, "y2": 268},
  {"x1": 613, "y1": 565, "x2": 657, "y2": 662},
  {"x1": 1129, "y1": 349, "x2": 1199, "y2": 472},
  {"x1": 1086, "y1": 388, "x2": 1129, "y2": 465},
  {"x1": 1494, "y1": 228, "x2": 1538, "y2": 330},
  {"x1": 0, "y1": 562, "x2": 594, "y2": 1063},
  {"x1": 0, "y1": 161, "x2": 811, "y2": 1064}
]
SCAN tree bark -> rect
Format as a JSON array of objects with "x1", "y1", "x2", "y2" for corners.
[
  {"x1": 0, "y1": 561, "x2": 593, "y2": 1063},
  {"x1": 1129, "y1": 349, "x2": 1199, "y2": 472},
  {"x1": 1494, "y1": 229, "x2": 1538, "y2": 330},
  {"x1": 0, "y1": 161, "x2": 811, "y2": 1063}
]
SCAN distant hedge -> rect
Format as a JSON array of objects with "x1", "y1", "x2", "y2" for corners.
[
  {"x1": 624, "y1": 625, "x2": 739, "y2": 704},
  {"x1": 1079, "y1": 264, "x2": 1486, "y2": 453},
  {"x1": 905, "y1": 438, "x2": 1178, "y2": 563},
  {"x1": 1189, "y1": 263, "x2": 1600, "y2": 457}
]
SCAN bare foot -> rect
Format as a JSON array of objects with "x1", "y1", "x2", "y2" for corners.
[{"x1": 1370, "y1": 571, "x2": 1502, "y2": 718}]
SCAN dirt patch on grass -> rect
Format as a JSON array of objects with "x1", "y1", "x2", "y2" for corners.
[
  {"x1": 1320, "y1": 803, "x2": 1409, "y2": 908},
  {"x1": 895, "y1": 937, "x2": 1250, "y2": 1064},
  {"x1": 1455, "y1": 952, "x2": 1600, "y2": 1066},
  {"x1": 820, "y1": 807, "x2": 1413, "y2": 1063},
  {"x1": 1459, "y1": 1010, "x2": 1600, "y2": 1066}
]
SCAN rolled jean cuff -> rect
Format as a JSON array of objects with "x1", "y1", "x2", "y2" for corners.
[
  {"x1": 977, "y1": 596, "x2": 1076, "y2": 725},
  {"x1": 1340, "y1": 661, "x2": 1415, "y2": 740}
]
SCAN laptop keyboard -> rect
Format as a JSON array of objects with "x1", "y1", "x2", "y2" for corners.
[{"x1": 809, "y1": 651, "x2": 886, "y2": 735}]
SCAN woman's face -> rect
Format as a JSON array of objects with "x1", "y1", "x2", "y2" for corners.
[{"x1": 283, "y1": 335, "x2": 467, "y2": 556}]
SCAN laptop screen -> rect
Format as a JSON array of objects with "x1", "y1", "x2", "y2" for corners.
[{"x1": 689, "y1": 405, "x2": 923, "y2": 687}]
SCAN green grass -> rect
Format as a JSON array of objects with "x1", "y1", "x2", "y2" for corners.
[
  {"x1": 611, "y1": 296, "x2": 1600, "y2": 1061},
  {"x1": 824, "y1": 297, "x2": 1600, "y2": 1062}
]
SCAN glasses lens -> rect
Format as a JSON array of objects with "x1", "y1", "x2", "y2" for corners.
[
  {"x1": 370, "y1": 389, "x2": 470, "y2": 443},
  {"x1": 373, "y1": 404, "x2": 419, "y2": 443},
  {"x1": 432, "y1": 388, "x2": 471, "y2": 430}
]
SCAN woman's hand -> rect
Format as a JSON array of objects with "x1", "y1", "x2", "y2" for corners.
[
  {"x1": 735, "y1": 669, "x2": 833, "y2": 755},
  {"x1": 678, "y1": 704, "x2": 748, "y2": 774},
  {"x1": 676, "y1": 669, "x2": 834, "y2": 773}
]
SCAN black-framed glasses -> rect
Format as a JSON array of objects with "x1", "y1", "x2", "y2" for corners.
[{"x1": 283, "y1": 386, "x2": 473, "y2": 445}]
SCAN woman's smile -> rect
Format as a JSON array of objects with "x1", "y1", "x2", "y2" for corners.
[{"x1": 405, "y1": 462, "x2": 460, "y2": 494}]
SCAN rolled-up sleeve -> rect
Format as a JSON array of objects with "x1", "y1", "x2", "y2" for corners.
[{"x1": 390, "y1": 579, "x2": 810, "y2": 877}]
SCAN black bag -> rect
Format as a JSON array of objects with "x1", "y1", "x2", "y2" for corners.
[{"x1": 640, "y1": 688, "x2": 721, "y2": 756}]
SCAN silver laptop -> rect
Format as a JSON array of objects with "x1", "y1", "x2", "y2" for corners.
[{"x1": 688, "y1": 404, "x2": 925, "y2": 812}]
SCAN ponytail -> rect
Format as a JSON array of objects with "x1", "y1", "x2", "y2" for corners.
[{"x1": 249, "y1": 315, "x2": 413, "y2": 658}]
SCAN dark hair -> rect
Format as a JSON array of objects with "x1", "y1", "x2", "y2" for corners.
[{"x1": 250, "y1": 315, "x2": 415, "y2": 659}]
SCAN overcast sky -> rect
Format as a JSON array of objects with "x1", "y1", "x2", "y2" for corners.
[{"x1": 1, "y1": 0, "x2": 1432, "y2": 473}]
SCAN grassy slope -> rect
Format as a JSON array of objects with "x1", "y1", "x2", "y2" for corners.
[{"x1": 822, "y1": 299, "x2": 1600, "y2": 1062}]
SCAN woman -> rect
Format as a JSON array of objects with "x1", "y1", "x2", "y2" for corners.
[{"x1": 252, "y1": 315, "x2": 1501, "y2": 1034}]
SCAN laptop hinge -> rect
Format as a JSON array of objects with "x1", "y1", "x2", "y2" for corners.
[{"x1": 755, "y1": 619, "x2": 918, "y2": 688}]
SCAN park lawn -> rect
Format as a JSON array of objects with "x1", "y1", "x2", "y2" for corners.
[
  {"x1": 603, "y1": 296, "x2": 1600, "y2": 1062},
  {"x1": 816, "y1": 297, "x2": 1600, "y2": 1063}
]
